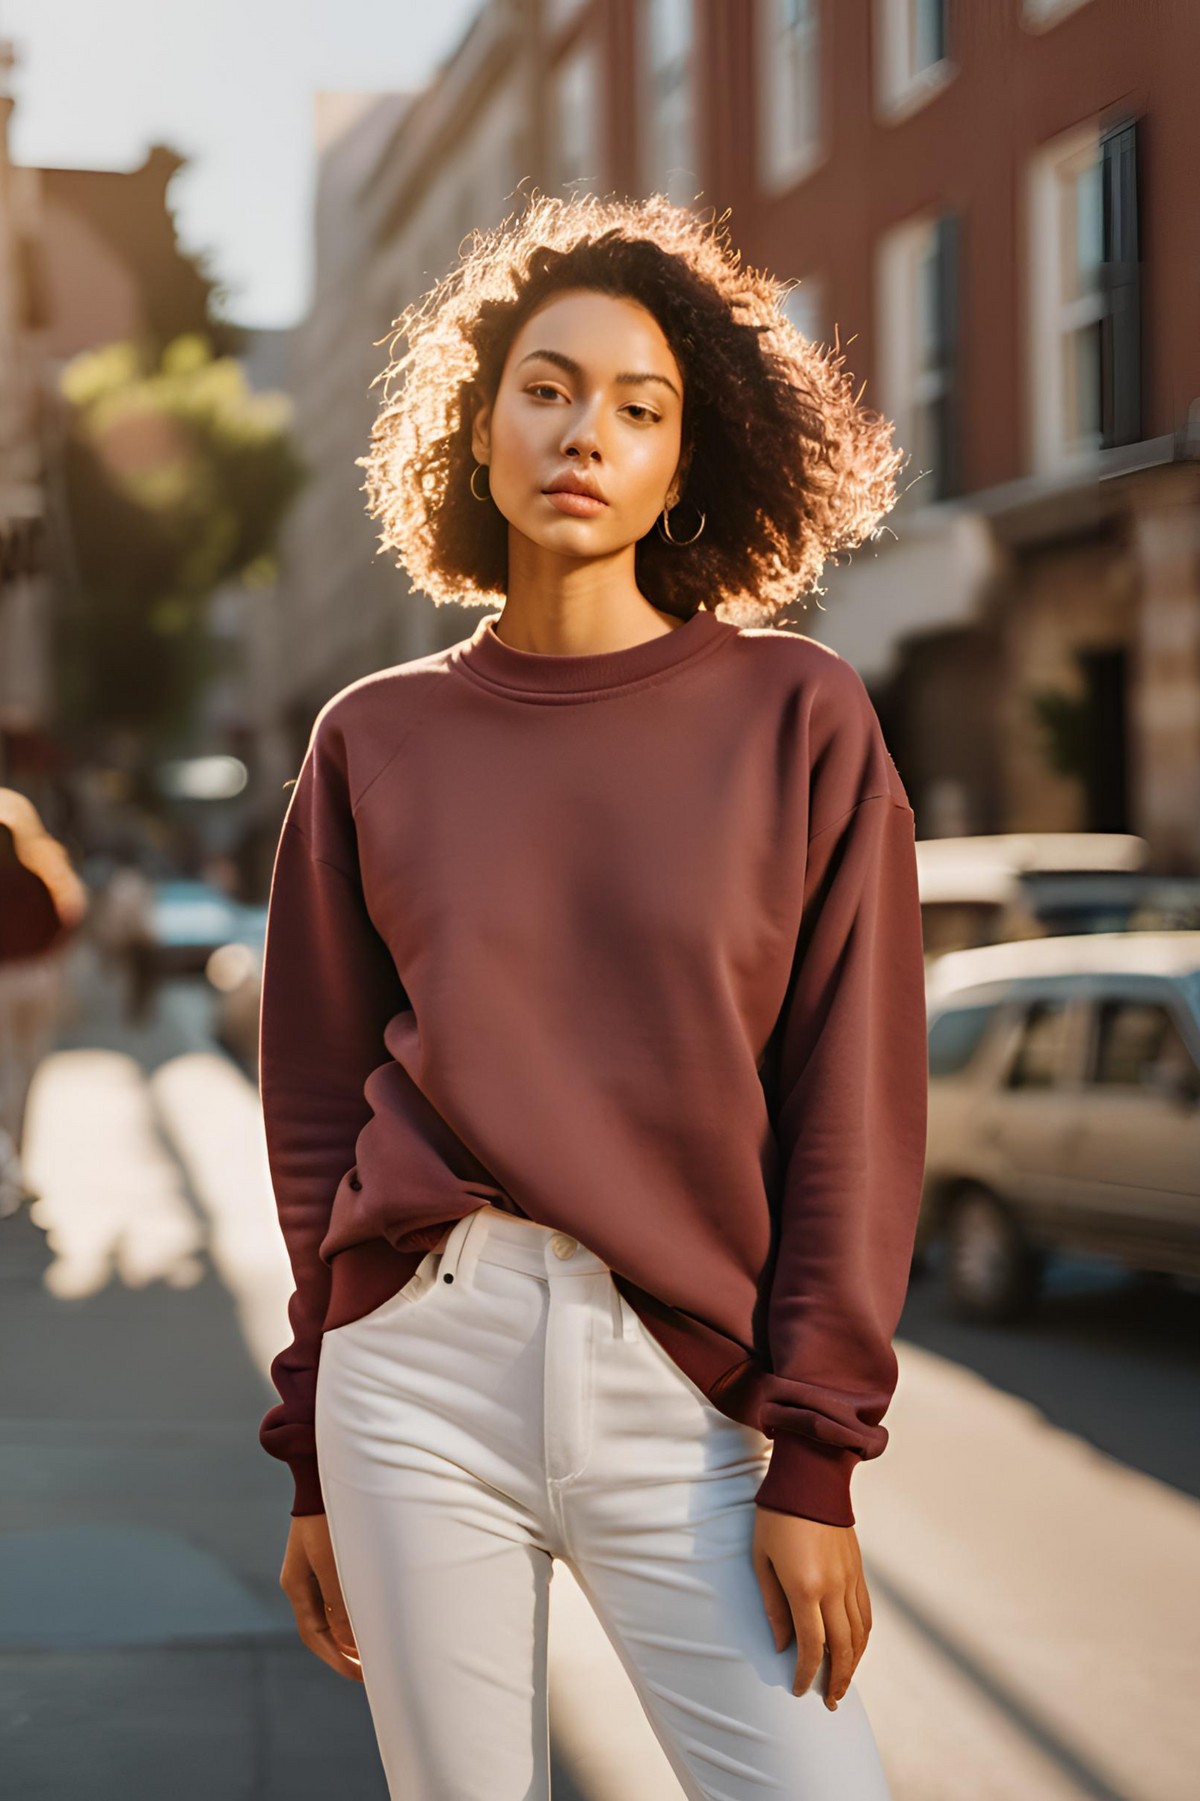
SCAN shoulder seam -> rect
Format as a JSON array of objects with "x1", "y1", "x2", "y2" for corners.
[
  {"x1": 807, "y1": 791, "x2": 912, "y2": 846},
  {"x1": 349, "y1": 680, "x2": 447, "y2": 816},
  {"x1": 284, "y1": 813, "x2": 360, "y2": 885}
]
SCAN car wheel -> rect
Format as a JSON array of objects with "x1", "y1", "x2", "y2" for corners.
[{"x1": 944, "y1": 1185, "x2": 1043, "y2": 1324}]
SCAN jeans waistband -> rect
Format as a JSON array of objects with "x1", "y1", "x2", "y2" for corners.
[{"x1": 432, "y1": 1205, "x2": 633, "y2": 1338}]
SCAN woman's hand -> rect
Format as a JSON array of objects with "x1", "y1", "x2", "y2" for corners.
[
  {"x1": 752, "y1": 1508, "x2": 872, "y2": 1709},
  {"x1": 279, "y1": 1514, "x2": 363, "y2": 1682}
]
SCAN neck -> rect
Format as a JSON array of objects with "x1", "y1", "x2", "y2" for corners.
[{"x1": 495, "y1": 565, "x2": 685, "y2": 657}]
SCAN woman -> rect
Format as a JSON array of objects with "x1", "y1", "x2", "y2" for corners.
[
  {"x1": 0, "y1": 792, "x2": 87, "y2": 1215},
  {"x1": 258, "y1": 191, "x2": 928, "y2": 1799}
]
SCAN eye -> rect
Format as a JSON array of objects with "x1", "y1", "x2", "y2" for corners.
[
  {"x1": 528, "y1": 383, "x2": 562, "y2": 401},
  {"x1": 623, "y1": 403, "x2": 660, "y2": 424}
]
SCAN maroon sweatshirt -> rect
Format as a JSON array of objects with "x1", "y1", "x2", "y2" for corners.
[
  {"x1": 258, "y1": 606, "x2": 928, "y2": 1527},
  {"x1": 0, "y1": 857, "x2": 68, "y2": 963}
]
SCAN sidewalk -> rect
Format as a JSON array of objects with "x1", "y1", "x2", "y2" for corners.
[
  {"x1": 0, "y1": 942, "x2": 607, "y2": 1798},
  {"x1": 3, "y1": 938, "x2": 1197, "y2": 1798},
  {"x1": 0, "y1": 945, "x2": 395, "y2": 1799}
]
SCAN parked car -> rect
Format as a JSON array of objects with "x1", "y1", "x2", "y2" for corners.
[
  {"x1": 150, "y1": 879, "x2": 249, "y2": 976},
  {"x1": 919, "y1": 931, "x2": 1200, "y2": 1321},
  {"x1": 206, "y1": 902, "x2": 268, "y2": 1068},
  {"x1": 914, "y1": 831, "x2": 1172, "y2": 958}
]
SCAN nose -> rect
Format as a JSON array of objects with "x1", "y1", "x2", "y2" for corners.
[{"x1": 561, "y1": 399, "x2": 603, "y2": 463}]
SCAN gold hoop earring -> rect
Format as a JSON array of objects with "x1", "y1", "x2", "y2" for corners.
[
  {"x1": 470, "y1": 463, "x2": 491, "y2": 501},
  {"x1": 656, "y1": 498, "x2": 706, "y2": 545}
]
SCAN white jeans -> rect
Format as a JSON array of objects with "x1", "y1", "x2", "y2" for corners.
[{"x1": 314, "y1": 1204, "x2": 893, "y2": 1800}]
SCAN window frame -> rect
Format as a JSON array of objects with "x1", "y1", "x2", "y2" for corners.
[
  {"x1": 757, "y1": 0, "x2": 825, "y2": 195},
  {"x1": 1020, "y1": 0, "x2": 1094, "y2": 33},
  {"x1": 873, "y1": 0, "x2": 956, "y2": 125},
  {"x1": 876, "y1": 205, "x2": 963, "y2": 510},
  {"x1": 641, "y1": 0, "x2": 698, "y2": 206},
  {"x1": 1027, "y1": 119, "x2": 1104, "y2": 476},
  {"x1": 550, "y1": 31, "x2": 604, "y2": 195}
]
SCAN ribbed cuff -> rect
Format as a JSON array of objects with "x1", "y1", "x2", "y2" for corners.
[
  {"x1": 289, "y1": 1454, "x2": 326, "y2": 1517},
  {"x1": 754, "y1": 1432, "x2": 859, "y2": 1527}
]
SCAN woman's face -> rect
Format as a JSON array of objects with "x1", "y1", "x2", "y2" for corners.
[{"x1": 471, "y1": 287, "x2": 688, "y2": 562}]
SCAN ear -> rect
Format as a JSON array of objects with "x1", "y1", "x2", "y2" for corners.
[
  {"x1": 668, "y1": 441, "x2": 694, "y2": 509},
  {"x1": 469, "y1": 389, "x2": 492, "y2": 465}
]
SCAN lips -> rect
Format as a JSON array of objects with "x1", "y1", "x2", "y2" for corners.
[
  {"x1": 543, "y1": 481, "x2": 608, "y2": 517},
  {"x1": 543, "y1": 475, "x2": 607, "y2": 504}
]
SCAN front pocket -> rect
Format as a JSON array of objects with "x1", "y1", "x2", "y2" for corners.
[{"x1": 322, "y1": 1247, "x2": 442, "y2": 1339}]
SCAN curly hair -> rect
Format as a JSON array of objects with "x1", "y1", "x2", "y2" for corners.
[{"x1": 357, "y1": 188, "x2": 903, "y2": 629}]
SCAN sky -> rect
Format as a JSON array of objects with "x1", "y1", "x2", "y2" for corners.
[{"x1": 1, "y1": 0, "x2": 484, "y2": 330}]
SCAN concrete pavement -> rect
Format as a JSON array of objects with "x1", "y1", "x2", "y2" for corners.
[{"x1": 2, "y1": 936, "x2": 1197, "y2": 1798}]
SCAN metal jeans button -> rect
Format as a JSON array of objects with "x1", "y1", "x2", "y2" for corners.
[{"x1": 550, "y1": 1233, "x2": 577, "y2": 1260}]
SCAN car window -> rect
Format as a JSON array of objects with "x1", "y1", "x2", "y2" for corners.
[
  {"x1": 927, "y1": 1004, "x2": 995, "y2": 1076},
  {"x1": 1006, "y1": 998, "x2": 1074, "y2": 1089},
  {"x1": 1091, "y1": 1000, "x2": 1200, "y2": 1093}
]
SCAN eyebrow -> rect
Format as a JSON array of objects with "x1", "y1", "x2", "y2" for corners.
[{"x1": 515, "y1": 347, "x2": 681, "y2": 402}]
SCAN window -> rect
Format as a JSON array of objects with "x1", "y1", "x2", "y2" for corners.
[
  {"x1": 1028, "y1": 122, "x2": 1103, "y2": 472},
  {"x1": 1021, "y1": 0, "x2": 1094, "y2": 30},
  {"x1": 877, "y1": 209, "x2": 962, "y2": 506},
  {"x1": 875, "y1": 0, "x2": 954, "y2": 122},
  {"x1": 1006, "y1": 999, "x2": 1073, "y2": 1089},
  {"x1": 551, "y1": 37, "x2": 602, "y2": 193},
  {"x1": 644, "y1": 0, "x2": 696, "y2": 206},
  {"x1": 1091, "y1": 1001, "x2": 1200, "y2": 1096},
  {"x1": 1099, "y1": 119, "x2": 1141, "y2": 449},
  {"x1": 780, "y1": 273, "x2": 827, "y2": 349},
  {"x1": 912, "y1": 0, "x2": 946, "y2": 65},
  {"x1": 759, "y1": 0, "x2": 822, "y2": 192},
  {"x1": 928, "y1": 1004, "x2": 995, "y2": 1077}
]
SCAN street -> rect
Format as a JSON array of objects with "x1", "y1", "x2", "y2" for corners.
[{"x1": 2, "y1": 940, "x2": 1198, "y2": 1800}]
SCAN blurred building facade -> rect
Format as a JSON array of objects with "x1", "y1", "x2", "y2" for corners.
[
  {"x1": 270, "y1": 89, "x2": 418, "y2": 772},
  {"x1": 0, "y1": 36, "x2": 52, "y2": 801},
  {"x1": 276, "y1": 0, "x2": 1200, "y2": 870},
  {"x1": 0, "y1": 49, "x2": 249, "y2": 837},
  {"x1": 271, "y1": 4, "x2": 543, "y2": 777},
  {"x1": 704, "y1": 0, "x2": 1200, "y2": 872}
]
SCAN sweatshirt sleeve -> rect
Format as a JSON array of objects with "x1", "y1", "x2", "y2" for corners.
[
  {"x1": 753, "y1": 673, "x2": 928, "y2": 1529},
  {"x1": 257, "y1": 706, "x2": 410, "y2": 1516}
]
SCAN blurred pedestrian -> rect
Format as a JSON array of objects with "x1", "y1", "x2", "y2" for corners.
[
  {"x1": 0, "y1": 791, "x2": 87, "y2": 1216},
  {"x1": 259, "y1": 192, "x2": 927, "y2": 1798},
  {"x1": 96, "y1": 858, "x2": 159, "y2": 1024}
]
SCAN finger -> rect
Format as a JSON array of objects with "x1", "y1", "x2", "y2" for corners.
[
  {"x1": 753, "y1": 1548, "x2": 795, "y2": 1653},
  {"x1": 844, "y1": 1578, "x2": 868, "y2": 1666},
  {"x1": 303, "y1": 1620, "x2": 365, "y2": 1683},
  {"x1": 306, "y1": 1589, "x2": 363, "y2": 1683},
  {"x1": 323, "y1": 1596, "x2": 361, "y2": 1660},
  {"x1": 318, "y1": 1587, "x2": 359, "y2": 1655},
  {"x1": 307, "y1": 1549, "x2": 359, "y2": 1658},
  {"x1": 288, "y1": 1572, "x2": 364, "y2": 1683},
  {"x1": 857, "y1": 1570, "x2": 873, "y2": 1639},
  {"x1": 790, "y1": 1597, "x2": 827, "y2": 1697},
  {"x1": 821, "y1": 1597, "x2": 855, "y2": 1710},
  {"x1": 287, "y1": 1568, "x2": 328, "y2": 1641}
]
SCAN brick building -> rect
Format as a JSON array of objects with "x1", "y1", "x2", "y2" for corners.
[{"x1": 281, "y1": 0, "x2": 1200, "y2": 865}]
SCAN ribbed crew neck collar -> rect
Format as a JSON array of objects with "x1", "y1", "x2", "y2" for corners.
[{"x1": 453, "y1": 606, "x2": 732, "y2": 703}]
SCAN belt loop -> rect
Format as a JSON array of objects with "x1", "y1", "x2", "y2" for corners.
[
  {"x1": 611, "y1": 1278, "x2": 634, "y2": 1341},
  {"x1": 437, "y1": 1207, "x2": 490, "y2": 1291}
]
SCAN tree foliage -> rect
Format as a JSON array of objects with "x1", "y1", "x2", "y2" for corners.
[{"x1": 56, "y1": 331, "x2": 306, "y2": 749}]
